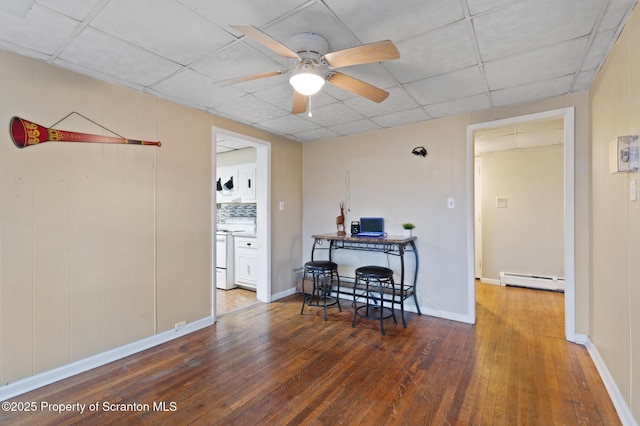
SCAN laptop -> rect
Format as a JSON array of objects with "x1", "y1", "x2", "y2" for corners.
[{"x1": 355, "y1": 217, "x2": 385, "y2": 237}]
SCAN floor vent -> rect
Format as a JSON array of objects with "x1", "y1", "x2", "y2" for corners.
[{"x1": 499, "y1": 272, "x2": 565, "y2": 292}]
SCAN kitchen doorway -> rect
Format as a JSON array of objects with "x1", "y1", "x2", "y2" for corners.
[
  {"x1": 212, "y1": 128, "x2": 271, "y2": 320},
  {"x1": 467, "y1": 107, "x2": 575, "y2": 341}
]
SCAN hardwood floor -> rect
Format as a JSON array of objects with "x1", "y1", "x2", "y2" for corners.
[
  {"x1": 216, "y1": 288, "x2": 257, "y2": 315},
  {"x1": 1, "y1": 283, "x2": 620, "y2": 425}
]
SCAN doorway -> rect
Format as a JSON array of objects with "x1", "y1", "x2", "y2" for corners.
[
  {"x1": 467, "y1": 107, "x2": 575, "y2": 341},
  {"x1": 212, "y1": 128, "x2": 271, "y2": 319}
]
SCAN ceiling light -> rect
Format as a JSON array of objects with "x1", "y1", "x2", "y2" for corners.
[{"x1": 289, "y1": 62, "x2": 325, "y2": 96}]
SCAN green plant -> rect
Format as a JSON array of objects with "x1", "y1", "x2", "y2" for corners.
[{"x1": 402, "y1": 222, "x2": 415, "y2": 230}]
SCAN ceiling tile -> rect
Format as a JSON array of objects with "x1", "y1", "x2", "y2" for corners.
[
  {"x1": 581, "y1": 29, "x2": 617, "y2": 71},
  {"x1": 192, "y1": 43, "x2": 287, "y2": 83},
  {"x1": 90, "y1": 0, "x2": 234, "y2": 65},
  {"x1": 253, "y1": 83, "x2": 338, "y2": 113},
  {"x1": 405, "y1": 66, "x2": 486, "y2": 105},
  {"x1": 330, "y1": 63, "x2": 398, "y2": 92},
  {"x1": 424, "y1": 93, "x2": 491, "y2": 119},
  {"x1": 323, "y1": 0, "x2": 464, "y2": 43},
  {"x1": 258, "y1": 114, "x2": 321, "y2": 135},
  {"x1": 385, "y1": 21, "x2": 478, "y2": 83},
  {"x1": 343, "y1": 86, "x2": 421, "y2": 117},
  {"x1": 371, "y1": 108, "x2": 430, "y2": 128},
  {"x1": 484, "y1": 37, "x2": 588, "y2": 90},
  {"x1": 599, "y1": 0, "x2": 636, "y2": 32},
  {"x1": 331, "y1": 118, "x2": 381, "y2": 136},
  {"x1": 467, "y1": 0, "x2": 516, "y2": 15},
  {"x1": 57, "y1": 27, "x2": 183, "y2": 87},
  {"x1": 301, "y1": 101, "x2": 364, "y2": 127},
  {"x1": 37, "y1": 0, "x2": 105, "y2": 21},
  {"x1": 149, "y1": 69, "x2": 244, "y2": 109},
  {"x1": 491, "y1": 75, "x2": 574, "y2": 107},
  {"x1": 215, "y1": 95, "x2": 290, "y2": 123},
  {"x1": 291, "y1": 126, "x2": 340, "y2": 142},
  {"x1": 473, "y1": 0, "x2": 603, "y2": 62},
  {"x1": 0, "y1": 4, "x2": 79, "y2": 56},
  {"x1": 259, "y1": 2, "x2": 358, "y2": 52},
  {"x1": 177, "y1": 0, "x2": 310, "y2": 31}
]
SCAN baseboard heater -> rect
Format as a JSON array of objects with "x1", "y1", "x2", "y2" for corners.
[{"x1": 499, "y1": 272, "x2": 565, "y2": 292}]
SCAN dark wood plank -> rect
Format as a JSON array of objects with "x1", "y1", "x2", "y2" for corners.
[{"x1": 0, "y1": 283, "x2": 621, "y2": 425}]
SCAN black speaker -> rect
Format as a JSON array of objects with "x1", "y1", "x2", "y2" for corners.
[{"x1": 350, "y1": 221, "x2": 360, "y2": 235}]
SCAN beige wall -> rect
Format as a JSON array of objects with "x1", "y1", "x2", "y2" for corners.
[
  {"x1": 480, "y1": 145, "x2": 564, "y2": 280},
  {"x1": 590, "y1": 5, "x2": 640, "y2": 420},
  {"x1": 303, "y1": 94, "x2": 588, "y2": 322},
  {"x1": 0, "y1": 49, "x2": 303, "y2": 386},
  {"x1": 304, "y1": 115, "x2": 471, "y2": 317}
]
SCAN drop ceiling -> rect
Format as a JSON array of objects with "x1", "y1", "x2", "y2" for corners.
[{"x1": 0, "y1": 0, "x2": 635, "y2": 143}]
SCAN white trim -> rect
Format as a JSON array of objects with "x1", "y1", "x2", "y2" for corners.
[
  {"x1": 0, "y1": 317, "x2": 214, "y2": 402},
  {"x1": 272, "y1": 287, "x2": 297, "y2": 301},
  {"x1": 421, "y1": 307, "x2": 474, "y2": 324},
  {"x1": 583, "y1": 336, "x2": 637, "y2": 426},
  {"x1": 467, "y1": 107, "x2": 576, "y2": 340},
  {"x1": 212, "y1": 128, "x2": 272, "y2": 307}
]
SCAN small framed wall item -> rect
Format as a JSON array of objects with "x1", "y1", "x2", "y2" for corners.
[{"x1": 609, "y1": 135, "x2": 639, "y2": 173}]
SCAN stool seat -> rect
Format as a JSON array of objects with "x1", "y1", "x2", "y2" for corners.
[
  {"x1": 305, "y1": 260, "x2": 338, "y2": 271},
  {"x1": 300, "y1": 260, "x2": 341, "y2": 320},
  {"x1": 355, "y1": 266, "x2": 393, "y2": 279},
  {"x1": 353, "y1": 265, "x2": 396, "y2": 335}
]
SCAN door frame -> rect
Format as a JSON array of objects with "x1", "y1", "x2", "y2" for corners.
[
  {"x1": 466, "y1": 107, "x2": 575, "y2": 341},
  {"x1": 212, "y1": 128, "x2": 272, "y2": 320}
]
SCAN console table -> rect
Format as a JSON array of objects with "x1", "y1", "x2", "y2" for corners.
[{"x1": 310, "y1": 233, "x2": 421, "y2": 327}]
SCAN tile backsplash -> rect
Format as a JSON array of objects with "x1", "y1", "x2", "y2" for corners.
[{"x1": 217, "y1": 203, "x2": 257, "y2": 223}]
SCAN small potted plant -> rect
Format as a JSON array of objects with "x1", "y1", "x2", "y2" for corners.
[{"x1": 402, "y1": 222, "x2": 415, "y2": 237}]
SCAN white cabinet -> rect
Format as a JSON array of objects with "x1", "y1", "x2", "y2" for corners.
[
  {"x1": 238, "y1": 165, "x2": 256, "y2": 201},
  {"x1": 234, "y1": 236, "x2": 257, "y2": 289},
  {"x1": 216, "y1": 163, "x2": 256, "y2": 203},
  {"x1": 216, "y1": 167, "x2": 239, "y2": 202}
]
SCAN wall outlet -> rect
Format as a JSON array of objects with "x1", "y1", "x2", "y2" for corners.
[
  {"x1": 174, "y1": 320, "x2": 187, "y2": 331},
  {"x1": 447, "y1": 197, "x2": 455, "y2": 208}
]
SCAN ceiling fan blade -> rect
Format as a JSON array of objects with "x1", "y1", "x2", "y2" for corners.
[
  {"x1": 327, "y1": 72, "x2": 389, "y2": 103},
  {"x1": 217, "y1": 70, "x2": 283, "y2": 86},
  {"x1": 292, "y1": 91, "x2": 309, "y2": 114},
  {"x1": 231, "y1": 25, "x2": 300, "y2": 60},
  {"x1": 323, "y1": 40, "x2": 399, "y2": 68}
]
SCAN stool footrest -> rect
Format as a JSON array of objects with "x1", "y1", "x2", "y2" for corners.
[{"x1": 354, "y1": 305, "x2": 395, "y2": 322}]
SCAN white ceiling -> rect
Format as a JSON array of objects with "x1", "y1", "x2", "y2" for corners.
[{"x1": 0, "y1": 0, "x2": 636, "y2": 143}]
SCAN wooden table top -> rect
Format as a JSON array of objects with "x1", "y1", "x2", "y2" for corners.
[{"x1": 311, "y1": 233, "x2": 416, "y2": 244}]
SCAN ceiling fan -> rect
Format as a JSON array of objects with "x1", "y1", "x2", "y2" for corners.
[{"x1": 220, "y1": 25, "x2": 400, "y2": 115}]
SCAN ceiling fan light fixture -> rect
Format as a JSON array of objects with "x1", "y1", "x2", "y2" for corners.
[{"x1": 289, "y1": 63, "x2": 325, "y2": 96}]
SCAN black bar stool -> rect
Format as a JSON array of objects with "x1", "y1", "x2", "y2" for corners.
[
  {"x1": 300, "y1": 261, "x2": 341, "y2": 320},
  {"x1": 352, "y1": 266, "x2": 397, "y2": 335}
]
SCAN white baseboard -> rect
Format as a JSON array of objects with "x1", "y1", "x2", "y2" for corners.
[
  {"x1": 0, "y1": 316, "x2": 214, "y2": 402},
  {"x1": 583, "y1": 336, "x2": 636, "y2": 426},
  {"x1": 272, "y1": 286, "x2": 297, "y2": 301}
]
